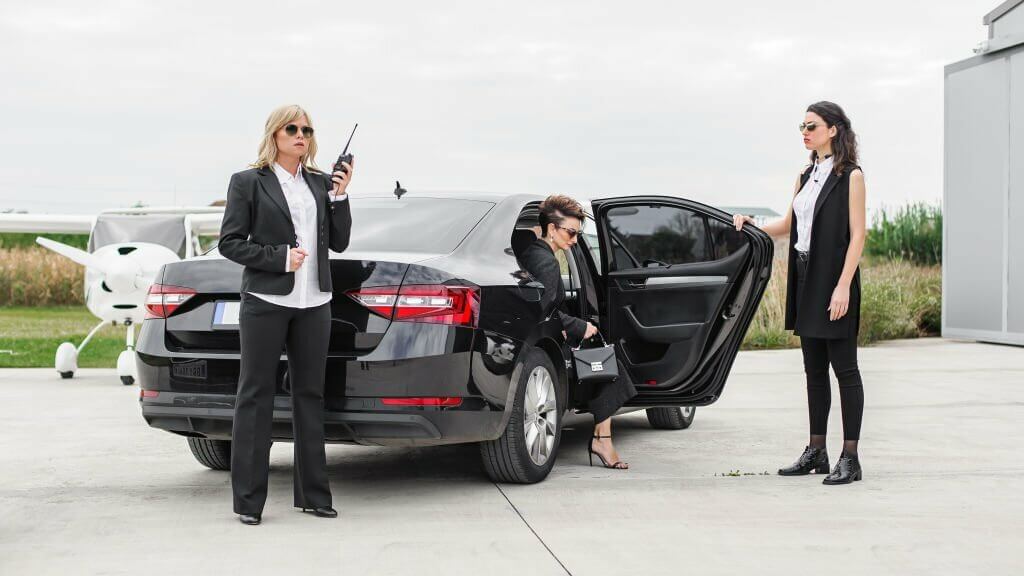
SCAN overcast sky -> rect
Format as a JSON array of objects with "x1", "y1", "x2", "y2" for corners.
[{"x1": 0, "y1": 0, "x2": 997, "y2": 219}]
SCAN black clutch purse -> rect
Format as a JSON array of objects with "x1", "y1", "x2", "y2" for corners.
[{"x1": 572, "y1": 334, "x2": 619, "y2": 385}]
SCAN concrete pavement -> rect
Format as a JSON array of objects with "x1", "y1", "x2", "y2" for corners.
[{"x1": 1, "y1": 338, "x2": 1022, "y2": 575}]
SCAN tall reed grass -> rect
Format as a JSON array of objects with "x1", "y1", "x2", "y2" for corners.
[
  {"x1": 0, "y1": 247, "x2": 84, "y2": 306},
  {"x1": 865, "y1": 203, "x2": 942, "y2": 266}
]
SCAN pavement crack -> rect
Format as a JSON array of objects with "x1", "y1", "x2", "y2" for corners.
[{"x1": 494, "y1": 482, "x2": 572, "y2": 576}]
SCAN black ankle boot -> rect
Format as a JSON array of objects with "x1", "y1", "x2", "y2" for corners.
[
  {"x1": 823, "y1": 452, "x2": 862, "y2": 485},
  {"x1": 778, "y1": 445, "x2": 829, "y2": 476}
]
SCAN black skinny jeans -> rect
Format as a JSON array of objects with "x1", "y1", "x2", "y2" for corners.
[{"x1": 796, "y1": 256, "x2": 864, "y2": 441}]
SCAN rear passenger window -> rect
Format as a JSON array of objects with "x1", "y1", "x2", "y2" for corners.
[
  {"x1": 605, "y1": 205, "x2": 709, "y2": 270},
  {"x1": 708, "y1": 218, "x2": 747, "y2": 260}
]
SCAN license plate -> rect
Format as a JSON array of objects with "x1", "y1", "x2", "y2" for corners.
[{"x1": 212, "y1": 301, "x2": 240, "y2": 328}]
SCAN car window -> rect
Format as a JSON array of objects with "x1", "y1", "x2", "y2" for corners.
[
  {"x1": 582, "y1": 217, "x2": 602, "y2": 274},
  {"x1": 559, "y1": 248, "x2": 575, "y2": 291},
  {"x1": 555, "y1": 248, "x2": 570, "y2": 277},
  {"x1": 347, "y1": 198, "x2": 493, "y2": 254},
  {"x1": 708, "y1": 218, "x2": 747, "y2": 260},
  {"x1": 604, "y1": 204, "x2": 709, "y2": 270}
]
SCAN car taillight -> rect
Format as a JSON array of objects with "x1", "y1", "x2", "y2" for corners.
[
  {"x1": 145, "y1": 283, "x2": 197, "y2": 319},
  {"x1": 346, "y1": 284, "x2": 480, "y2": 327}
]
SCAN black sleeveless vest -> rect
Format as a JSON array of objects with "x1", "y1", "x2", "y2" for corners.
[{"x1": 784, "y1": 164, "x2": 862, "y2": 339}]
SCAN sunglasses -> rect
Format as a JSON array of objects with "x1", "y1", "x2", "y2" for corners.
[
  {"x1": 799, "y1": 121, "x2": 823, "y2": 133},
  {"x1": 558, "y1": 226, "x2": 579, "y2": 238},
  {"x1": 284, "y1": 124, "x2": 315, "y2": 138}
]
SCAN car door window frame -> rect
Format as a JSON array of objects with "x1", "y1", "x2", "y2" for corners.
[{"x1": 600, "y1": 203, "x2": 718, "y2": 273}]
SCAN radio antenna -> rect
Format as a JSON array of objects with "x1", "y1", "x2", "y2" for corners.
[{"x1": 341, "y1": 123, "x2": 358, "y2": 155}]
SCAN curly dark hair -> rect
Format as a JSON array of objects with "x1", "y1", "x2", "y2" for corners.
[
  {"x1": 538, "y1": 195, "x2": 585, "y2": 237},
  {"x1": 806, "y1": 101, "x2": 859, "y2": 176}
]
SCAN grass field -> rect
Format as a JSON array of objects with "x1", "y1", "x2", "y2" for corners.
[{"x1": 0, "y1": 307, "x2": 126, "y2": 368}]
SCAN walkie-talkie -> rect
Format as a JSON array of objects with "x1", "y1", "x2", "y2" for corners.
[{"x1": 332, "y1": 123, "x2": 358, "y2": 175}]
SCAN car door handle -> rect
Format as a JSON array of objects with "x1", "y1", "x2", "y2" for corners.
[
  {"x1": 625, "y1": 278, "x2": 646, "y2": 289},
  {"x1": 645, "y1": 275, "x2": 728, "y2": 288}
]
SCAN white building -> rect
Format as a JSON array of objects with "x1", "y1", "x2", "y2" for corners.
[{"x1": 943, "y1": 0, "x2": 1024, "y2": 346}]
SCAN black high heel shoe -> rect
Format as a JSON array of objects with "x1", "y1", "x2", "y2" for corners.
[
  {"x1": 588, "y1": 434, "x2": 629, "y2": 469},
  {"x1": 823, "y1": 452, "x2": 862, "y2": 485},
  {"x1": 778, "y1": 445, "x2": 829, "y2": 476}
]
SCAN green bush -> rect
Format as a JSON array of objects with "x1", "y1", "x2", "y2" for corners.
[
  {"x1": 858, "y1": 274, "x2": 917, "y2": 344},
  {"x1": 866, "y1": 203, "x2": 942, "y2": 266}
]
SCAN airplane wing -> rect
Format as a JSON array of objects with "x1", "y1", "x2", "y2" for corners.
[{"x1": 0, "y1": 213, "x2": 94, "y2": 234}]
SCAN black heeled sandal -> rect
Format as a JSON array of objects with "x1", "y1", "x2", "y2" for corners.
[{"x1": 588, "y1": 434, "x2": 629, "y2": 469}]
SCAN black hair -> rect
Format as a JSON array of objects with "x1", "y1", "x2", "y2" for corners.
[
  {"x1": 806, "y1": 101, "x2": 859, "y2": 175},
  {"x1": 538, "y1": 195, "x2": 585, "y2": 238}
]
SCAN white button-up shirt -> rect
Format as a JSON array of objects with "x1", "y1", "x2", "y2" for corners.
[
  {"x1": 249, "y1": 163, "x2": 348, "y2": 309},
  {"x1": 792, "y1": 155, "x2": 834, "y2": 253}
]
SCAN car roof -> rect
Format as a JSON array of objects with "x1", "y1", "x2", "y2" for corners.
[
  {"x1": 355, "y1": 189, "x2": 609, "y2": 215},
  {"x1": 356, "y1": 190, "x2": 540, "y2": 203}
]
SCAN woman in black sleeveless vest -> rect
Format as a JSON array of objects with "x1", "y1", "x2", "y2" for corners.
[{"x1": 734, "y1": 101, "x2": 867, "y2": 485}]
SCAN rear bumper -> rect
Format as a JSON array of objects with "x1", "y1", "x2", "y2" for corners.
[
  {"x1": 141, "y1": 392, "x2": 506, "y2": 447},
  {"x1": 136, "y1": 315, "x2": 527, "y2": 446}
]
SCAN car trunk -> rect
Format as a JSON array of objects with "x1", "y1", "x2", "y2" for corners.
[
  {"x1": 159, "y1": 255, "x2": 412, "y2": 357},
  {"x1": 155, "y1": 196, "x2": 496, "y2": 358}
]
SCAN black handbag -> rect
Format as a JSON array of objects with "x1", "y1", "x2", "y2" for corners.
[{"x1": 572, "y1": 334, "x2": 619, "y2": 385}]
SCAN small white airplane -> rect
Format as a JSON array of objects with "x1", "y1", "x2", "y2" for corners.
[{"x1": 0, "y1": 207, "x2": 224, "y2": 384}]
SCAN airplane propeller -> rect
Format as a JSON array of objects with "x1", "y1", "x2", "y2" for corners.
[
  {"x1": 37, "y1": 236, "x2": 146, "y2": 292},
  {"x1": 35, "y1": 237, "x2": 113, "y2": 275}
]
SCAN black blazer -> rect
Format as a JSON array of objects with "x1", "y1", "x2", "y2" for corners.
[
  {"x1": 520, "y1": 238, "x2": 588, "y2": 345},
  {"x1": 218, "y1": 166, "x2": 352, "y2": 296},
  {"x1": 784, "y1": 165, "x2": 862, "y2": 339}
]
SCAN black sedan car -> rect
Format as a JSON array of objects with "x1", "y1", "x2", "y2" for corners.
[{"x1": 137, "y1": 191, "x2": 772, "y2": 483}]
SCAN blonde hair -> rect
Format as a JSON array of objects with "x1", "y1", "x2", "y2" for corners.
[{"x1": 252, "y1": 104, "x2": 320, "y2": 171}]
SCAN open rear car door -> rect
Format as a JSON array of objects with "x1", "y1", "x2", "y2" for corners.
[{"x1": 589, "y1": 196, "x2": 774, "y2": 406}]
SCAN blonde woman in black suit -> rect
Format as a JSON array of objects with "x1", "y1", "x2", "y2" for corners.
[
  {"x1": 218, "y1": 105, "x2": 353, "y2": 524},
  {"x1": 734, "y1": 101, "x2": 867, "y2": 485}
]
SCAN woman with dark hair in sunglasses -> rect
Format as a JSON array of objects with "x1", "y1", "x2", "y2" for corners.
[
  {"x1": 733, "y1": 101, "x2": 867, "y2": 485},
  {"x1": 520, "y1": 195, "x2": 637, "y2": 469},
  {"x1": 218, "y1": 104, "x2": 354, "y2": 524}
]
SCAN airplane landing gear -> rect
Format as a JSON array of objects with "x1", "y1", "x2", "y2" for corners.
[
  {"x1": 54, "y1": 319, "x2": 138, "y2": 386},
  {"x1": 55, "y1": 341, "x2": 79, "y2": 378},
  {"x1": 116, "y1": 320, "x2": 137, "y2": 386}
]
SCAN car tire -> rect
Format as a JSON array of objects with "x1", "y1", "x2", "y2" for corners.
[
  {"x1": 187, "y1": 437, "x2": 231, "y2": 470},
  {"x1": 646, "y1": 406, "x2": 696, "y2": 430},
  {"x1": 480, "y1": 347, "x2": 563, "y2": 484},
  {"x1": 120, "y1": 376, "x2": 134, "y2": 386}
]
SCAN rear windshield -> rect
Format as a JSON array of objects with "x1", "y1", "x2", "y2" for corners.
[{"x1": 346, "y1": 197, "x2": 493, "y2": 254}]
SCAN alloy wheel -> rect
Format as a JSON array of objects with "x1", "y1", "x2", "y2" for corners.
[{"x1": 522, "y1": 365, "x2": 558, "y2": 466}]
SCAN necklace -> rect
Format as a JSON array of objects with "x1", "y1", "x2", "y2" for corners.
[{"x1": 812, "y1": 155, "x2": 832, "y2": 184}]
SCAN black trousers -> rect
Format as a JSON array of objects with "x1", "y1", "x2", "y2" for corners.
[
  {"x1": 796, "y1": 255, "x2": 864, "y2": 441},
  {"x1": 231, "y1": 293, "x2": 332, "y2": 514}
]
